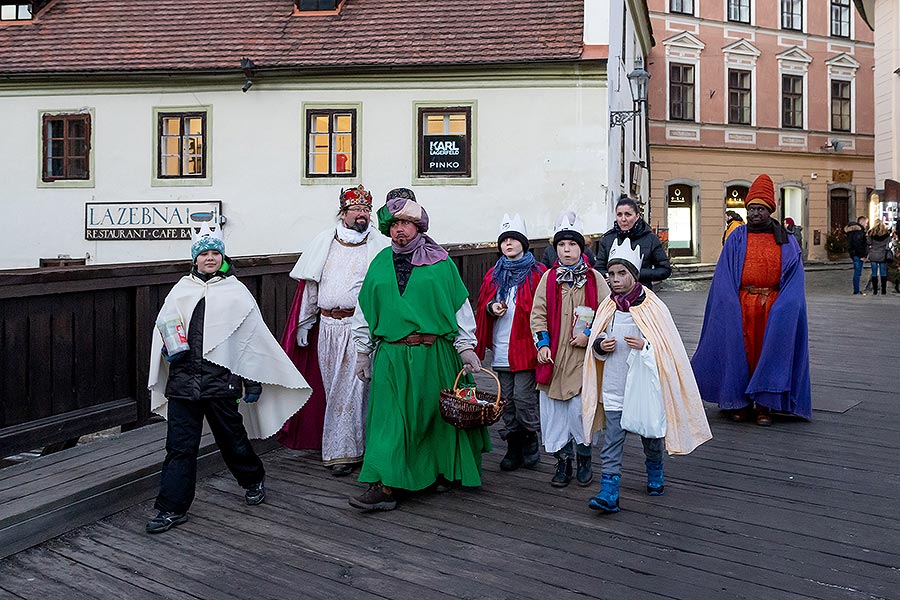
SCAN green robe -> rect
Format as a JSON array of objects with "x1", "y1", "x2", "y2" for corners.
[{"x1": 357, "y1": 248, "x2": 491, "y2": 490}]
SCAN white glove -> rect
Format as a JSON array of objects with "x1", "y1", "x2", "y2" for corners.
[
  {"x1": 355, "y1": 352, "x2": 372, "y2": 382},
  {"x1": 296, "y1": 327, "x2": 310, "y2": 347},
  {"x1": 459, "y1": 348, "x2": 482, "y2": 374}
]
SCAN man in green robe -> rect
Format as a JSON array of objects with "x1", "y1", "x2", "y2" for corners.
[{"x1": 349, "y1": 188, "x2": 490, "y2": 511}]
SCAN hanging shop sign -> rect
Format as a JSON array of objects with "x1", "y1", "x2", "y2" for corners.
[
  {"x1": 84, "y1": 200, "x2": 223, "y2": 241},
  {"x1": 422, "y1": 135, "x2": 468, "y2": 175}
]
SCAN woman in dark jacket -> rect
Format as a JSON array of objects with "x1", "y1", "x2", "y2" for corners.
[
  {"x1": 867, "y1": 219, "x2": 892, "y2": 296},
  {"x1": 595, "y1": 197, "x2": 671, "y2": 289}
]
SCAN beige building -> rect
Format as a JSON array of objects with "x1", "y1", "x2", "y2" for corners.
[
  {"x1": 855, "y1": 0, "x2": 900, "y2": 230},
  {"x1": 647, "y1": 0, "x2": 875, "y2": 263}
]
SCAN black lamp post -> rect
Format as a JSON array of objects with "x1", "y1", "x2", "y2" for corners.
[{"x1": 609, "y1": 67, "x2": 651, "y2": 127}]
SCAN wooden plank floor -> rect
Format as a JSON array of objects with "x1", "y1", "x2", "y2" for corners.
[{"x1": 1, "y1": 269, "x2": 899, "y2": 600}]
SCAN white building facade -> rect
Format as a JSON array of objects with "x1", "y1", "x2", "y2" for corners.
[{"x1": 0, "y1": 0, "x2": 654, "y2": 269}]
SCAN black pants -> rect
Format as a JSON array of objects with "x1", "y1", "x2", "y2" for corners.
[{"x1": 155, "y1": 396, "x2": 265, "y2": 514}]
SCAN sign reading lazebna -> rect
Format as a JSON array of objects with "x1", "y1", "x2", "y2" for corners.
[{"x1": 85, "y1": 201, "x2": 223, "y2": 240}]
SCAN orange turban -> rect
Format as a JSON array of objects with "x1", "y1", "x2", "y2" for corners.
[{"x1": 746, "y1": 174, "x2": 776, "y2": 212}]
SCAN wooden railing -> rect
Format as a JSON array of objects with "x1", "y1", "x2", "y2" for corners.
[{"x1": 0, "y1": 235, "x2": 596, "y2": 456}]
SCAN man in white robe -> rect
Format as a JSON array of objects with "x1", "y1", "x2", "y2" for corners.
[{"x1": 278, "y1": 185, "x2": 389, "y2": 476}]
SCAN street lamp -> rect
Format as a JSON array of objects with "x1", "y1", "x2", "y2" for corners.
[{"x1": 610, "y1": 66, "x2": 651, "y2": 127}]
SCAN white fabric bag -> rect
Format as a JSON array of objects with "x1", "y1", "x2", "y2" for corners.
[{"x1": 620, "y1": 341, "x2": 667, "y2": 439}]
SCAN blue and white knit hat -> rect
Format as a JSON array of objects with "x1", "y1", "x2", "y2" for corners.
[{"x1": 189, "y1": 213, "x2": 225, "y2": 261}]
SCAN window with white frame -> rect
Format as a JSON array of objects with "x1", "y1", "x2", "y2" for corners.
[
  {"x1": 0, "y1": 2, "x2": 31, "y2": 20},
  {"x1": 158, "y1": 112, "x2": 207, "y2": 179},
  {"x1": 782, "y1": 75, "x2": 803, "y2": 129},
  {"x1": 781, "y1": 0, "x2": 802, "y2": 31},
  {"x1": 669, "y1": 0, "x2": 693, "y2": 15},
  {"x1": 830, "y1": 0, "x2": 850, "y2": 38},
  {"x1": 669, "y1": 63, "x2": 695, "y2": 121},
  {"x1": 42, "y1": 113, "x2": 91, "y2": 181},
  {"x1": 831, "y1": 80, "x2": 851, "y2": 132},
  {"x1": 728, "y1": 69, "x2": 752, "y2": 125},
  {"x1": 728, "y1": 0, "x2": 750, "y2": 23},
  {"x1": 305, "y1": 108, "x2": 356, "y2": 178}
]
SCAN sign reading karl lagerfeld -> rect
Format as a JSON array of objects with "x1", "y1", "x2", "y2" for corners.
[
  {"x1": 423, "y1": 135, "x2": 468, "y2": 176},
  {"x1": 85, "y1": 201, "x2": 223, "y2": 241}
]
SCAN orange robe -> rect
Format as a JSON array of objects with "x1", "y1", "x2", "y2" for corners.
[{"x1": 740, "y1": 233, "x2": 782, "y2": 375}]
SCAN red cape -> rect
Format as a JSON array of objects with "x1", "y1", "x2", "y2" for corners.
[
  {"x1": 275, "y1": 280, "x2": 327, "y2": 450},
  {"x1": 474, "y1": 263, "x2": 546, "y2": 372}
]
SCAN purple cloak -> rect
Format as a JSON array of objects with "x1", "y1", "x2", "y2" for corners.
[{"x1": 691, "y1": 226, "x2": 812, "y2": 419}]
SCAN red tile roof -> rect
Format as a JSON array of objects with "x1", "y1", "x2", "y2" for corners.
[{"x1": 0, "y1": 0, "x2": 587, "y2": 76}]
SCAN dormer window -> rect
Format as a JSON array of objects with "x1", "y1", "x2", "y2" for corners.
[
  {"x1": 0, "y1": 2, "x2": 32, "y2": 20},
  {"x1": 295, "y1": 0, "x2": 340, "y2": 10}
]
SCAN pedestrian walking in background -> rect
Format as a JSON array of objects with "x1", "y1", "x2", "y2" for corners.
[
  {"x1": 531, "y1": 212, "x2": 610, "y2": 488},
  {"x1": 723, "y1": 210, "x2": 744, "y2": 244},
  {"x1": 581, "y1": 238, "x2": 711, "y2": 513},
  {"x1": 475, "y1": 214, "x2": 546, "y2": 472},
  {"x1": 691, "y1": 174, "x2": 811, "y2": 426},
  {"x1": 146, "y1": 216, "x2": 311, "y2": 533},
  {"x1": 595, "y1": 196, "x2": 671, "y2": 289},
  {"x1": 783, "y1": 217, "x2": 803, "y2": 251},
  {"x1": 868, "y1": 219, "x2": 892, "y2": 296},
  {"x1": 845, "y1": 216, "x2": 869, "y2": 295}
]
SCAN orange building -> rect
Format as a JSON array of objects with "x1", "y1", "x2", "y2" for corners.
[{"x1": 647, "y1": 0, "x2": 874, "y2": 263}]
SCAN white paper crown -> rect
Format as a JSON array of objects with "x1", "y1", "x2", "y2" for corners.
[
  {"x1": 499, "y1": 213, "x2": 528, "y2": 238},
  {"x1": 552, "y1": 211, "x2": 583, "y2": 236},
  {"x1": 189, "y1": 211, "x2": 224, "y2": 245},
  {"x1": 607, "y1": 237, "x2": 643, "y2": 274}
]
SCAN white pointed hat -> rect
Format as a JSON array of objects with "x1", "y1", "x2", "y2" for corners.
[
  {"x1": 552, "y1": 211, "x2": 585, "y2": 250},
  {"x1": 607, "y1": 237, "x2": 643, "y2": 278},
  {"x1": 498, "y1": 213, "x2": 529, "y2": 250}
]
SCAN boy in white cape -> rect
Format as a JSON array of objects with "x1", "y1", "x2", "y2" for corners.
[
  {"x1": 146, "y1": 217, "x2": 311, "y2": 533},
  {"x1": 581, "y1": 238, "x2": 711, "y2": 513}
]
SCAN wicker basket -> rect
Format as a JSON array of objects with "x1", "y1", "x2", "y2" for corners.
[{"x1": 439, "y1": 369, "x2": 506, "y2": 429}]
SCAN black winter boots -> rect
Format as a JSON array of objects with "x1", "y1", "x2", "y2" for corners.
[{"x1": 500, "y1": 431, "x2": 524, "y2": 471}]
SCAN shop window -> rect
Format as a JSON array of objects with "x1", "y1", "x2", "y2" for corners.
[
  {"x1": 667, "y1": 183, "x2": 694, "y2": 257},
  {"x1": 305, "y1": 109, "x2": 356, "y2": 178},
  {"x1": 782, "y1": 74, "x2": 803, "y2": 129},
  {"x1": 830, "y1": 0, "x2": 850, "y2": 38},
  {"x1": 417, "y1": 107, "x2": 471, "y2": 178},
  {"x1": 781, "y1": 186, "x2": 804, "y2": 232},
  {"x1": 728, "y1": 69, "x2": 752, "y2": 125},
  {"x1": 669, "y1": 63, "x2": 695, "y2": 121},
  {"x1": 781, "y1": 0, "x2": 802, "y2": 31},
  {"x1": 158, "y1": 112, "x2": 207, "y2": 178},
  {"x1": 42, "y1": 113, "x2": 91, "y2": 181},
  {"x1": 831, "y1": 80, "x2": 851, "y2": 132},
  {"x1": 726, "y1": 184, "x2": 749, "y2": 221}
]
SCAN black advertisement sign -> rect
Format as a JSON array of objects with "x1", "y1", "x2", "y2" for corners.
[{"x1": 423, "y1": 135, "x2": 468, "y2": 176}]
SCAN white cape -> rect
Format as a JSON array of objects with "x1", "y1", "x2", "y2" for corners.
[
  {"x1": 289, "y1": 224, "x2": 388, "y2": 283},
  {"x1": 148, "y1": 274, "x2": 312, "y2": 439}
]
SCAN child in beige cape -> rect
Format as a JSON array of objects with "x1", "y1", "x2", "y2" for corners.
[{"x1": 582, "y1": 239, "x2": 711, "y2": 513}]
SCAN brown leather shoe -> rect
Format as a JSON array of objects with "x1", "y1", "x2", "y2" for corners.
[
  {"x1": 730, "y1": 406, "x2": 754, "y2": 423},
  {"x1": 349, "y1": 484, "x2": 397, "y2": 511},
  {"x1": 755, "y1": 406, "x2": 772, "y2": 427}
]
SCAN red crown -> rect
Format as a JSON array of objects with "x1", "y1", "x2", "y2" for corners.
[{"x1": 340, "y1": 185, "x2": 373, "y2": 211}]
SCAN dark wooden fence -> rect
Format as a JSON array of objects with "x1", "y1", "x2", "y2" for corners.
[{"x1": 0, "y1": 236, "x2": 596, "y2": 457}]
